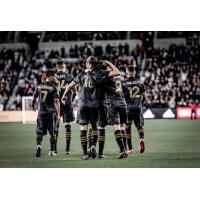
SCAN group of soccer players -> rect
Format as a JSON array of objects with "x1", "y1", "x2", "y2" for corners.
[{"x1": 32, "y1": 56, "x2": 146, "y2": 160}]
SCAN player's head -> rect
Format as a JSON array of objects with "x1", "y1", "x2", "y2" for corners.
[
  {"x1": 46, "y1": 69, "x2": 56, "y2": 82},
  {"x1": 56, "y1": 58, "x2": 66, "y2": 72},
  {"x1": 86, "y1": 56, "x2": 98, "y2": 69},
  {"x1": 119, "y1": 66, "x2": 126, "y2": 79},
  {"x1": 127, "y1": 65, "x2": 136, "y2": 77}
]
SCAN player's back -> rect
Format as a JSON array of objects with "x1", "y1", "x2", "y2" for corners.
[
  {"x1": 56, "y1": 71, "x2": 73, "y2": 108},
  {"x1": 122, "y1": 76, "x2": 145, "y2": 110},
  {"x1": 74, "y1": 71, "x2": 99, "y2": 107},
  {"x1": 106, "y1": 76, "x2": 126, "y2": 108},
  {"x1": 34, "y1": 81, "x2": 58, "y2": 119}
]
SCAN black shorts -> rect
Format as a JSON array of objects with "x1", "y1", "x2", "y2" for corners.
[
  {"x1": 127, "y1": 108, "x2": 144, "y2": 128},
  {"x1": 61, "y1": 108, "x2": 75, "y2": 123},
  {"x1": 98, "y1": 103, "x2": 108, "y2": 127},
  {"x1": 77, "y1": 106, "x2": 98, "y2": 128},
  {"x1": 108, "y1": 106, "x2": 127, "y2": 125},
  {"x1": 36, "y1": 116, "x2": 57, "y2": 136}
]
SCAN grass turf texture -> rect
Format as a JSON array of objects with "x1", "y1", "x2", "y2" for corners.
[{"x1": 0, "y1": 119, "x2": 200, "y2": 168}]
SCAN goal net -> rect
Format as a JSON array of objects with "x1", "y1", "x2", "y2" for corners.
[
  {"x1": 22, "y1": 96, "x2": 78, "y2": 124},
  {"x1": 22, "y1": 96, "x2": 37, "y2": 124}
]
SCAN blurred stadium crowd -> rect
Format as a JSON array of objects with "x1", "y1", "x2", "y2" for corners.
[{"x1": 0, "y1": 32, "x2": 200, "y2": 111}]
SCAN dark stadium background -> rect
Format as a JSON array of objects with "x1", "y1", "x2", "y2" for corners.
[
  {"x1": 0, "y1": 31, "x2": 199, "y2": 118},
  {"x1": 0, "y1": 31, "x2": 200, "y2": 167}
]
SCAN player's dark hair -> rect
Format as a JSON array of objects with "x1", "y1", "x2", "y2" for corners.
[
  {"x1": 86, "y1": 56, "x2": 105, "y2": 70},
  {"x1": 86, "y1": 56, "x2": 98, "y2": 67},
  {"x1": 56, "y1": 58, "x2": 64, "y2": 65},
  {"x1": 46, "y1": 69, "x2": 56, "y2": 77},
  {"x1": 128, "y1": 65, "x2": 135, "y2": 73}
]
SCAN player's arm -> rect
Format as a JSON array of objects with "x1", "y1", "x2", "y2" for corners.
[
  {"x1": 32, "y1": 87, "x2": 39, "y2": 111},
  {"x1": 54, "y1": 98, "x2": 60, "y2": 122},
  {"x1": 104, "y1": 60, "x2": 120, "y2": 77},
  {"x1": 142, "y1": 91, "x2": 147, "y2": 105},
  {"x1": 141, "y1": 84, "x2": 147, "y2": 105},
  {"x1": 61, "y1": 81, "x2": 77, "y2": 104},
  {"x1": 71, "y1": 87, "x2": 77, "y2": 102}
]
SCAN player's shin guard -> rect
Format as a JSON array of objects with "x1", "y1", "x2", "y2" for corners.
[
  {"x1": 126, "y1": 125, "x2": 132, "y2": 150},
  {"x1": 138, "y1": 127, "x2": 145, "y2": 153},
  {"x1": 54, "y1": 123, "x2": 59, "y2": 153},
  {"x1": 80, "y1": 130, "x2": 88, "y2": 155},
  {"x1": 50, "y1": 135, "x2": 56, "y2": 152},
  {"x1": 121, "y1": 129, "x2": 127, "y2": 150},
  {"x1": 114, "y1": 130, "x2": 125, "y2": 153},
  {"x1": 98, "y1": 128, "x2": 105, "y2": 156},
  {"x1": 88, "y1": 128, "x2": 92, "y2": 148},
  {"x1": 91, "y1": 129, "x2": 98, "y2": 147},
  {"x1": 65, "y1": 125, "x2": 71, "y2": 152},
  {"x1": 138, "y1": 128, "x2": 144, "y2": 139},
  {"x1": 36, "y1": 134, "x2": 43, "y2": 145}
]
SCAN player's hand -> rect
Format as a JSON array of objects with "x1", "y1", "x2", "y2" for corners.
[
  {"x1": 57, "y1": 115, "x2": 61, "y2": 123},
  {"x1": 103, "y1": 60, "x2": 110, "y2": 65},
  {"x1": 115, "y1": 88, "x2": 123, "y2": 96},
  {"x1": 61, "y1": 96, "x2": 67, "y2": 104}
]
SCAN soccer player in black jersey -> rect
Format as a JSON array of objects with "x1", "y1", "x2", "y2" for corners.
[
  {"x1": 94, "y1": 68, "x2": 128, "y2": 159},
  {"x1": 55, "y1": 59, "x2": 75, "y2": 154},
  {"x1": 62, "y1": 56, "x2": 119, "y2": 160},
  {"x1": 32, "y1": 70, "x2": 60, "y2": 157},
  {"x1": 122, "y1": 65, "x2": 147, "y2": 153}
]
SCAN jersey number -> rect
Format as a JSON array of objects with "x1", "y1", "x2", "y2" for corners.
[
  {"x1": 84, "y1": 79, "x2": 93, "y2": 88},
  {"x1": 58, "y1": 80, "x2": 66, "y2": 90},
  {"x1": 115, "y1": 80, "x2": 122, "y2": 90},
  {"x1": 41, "y1": 91, "x2": 48, "y2": 102},
  {"x1": 128, "y1": 86, "x2": 140, "y2": 98}
]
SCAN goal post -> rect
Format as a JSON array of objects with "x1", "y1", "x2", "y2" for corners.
[
  {"x1": 22, "y1": 96, "x2": 78, "y2": 124},
  {"x1": 22, "y1": 96, "x2": 37, "y2": 124}
]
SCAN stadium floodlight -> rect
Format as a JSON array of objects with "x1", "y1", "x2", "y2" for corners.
[{"x1": 22, "y1": 96, "x2": 37, "y2": 124}]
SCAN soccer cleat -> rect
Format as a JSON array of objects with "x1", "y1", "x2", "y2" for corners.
[
  {"x1": 91, "y1": 145, "x2": 97, "y2": 159},
  {"x1": 48, "y1": 151, "x2": 57, "y2": 156},
  {"x1": 87, "y1": 148, "x2": 91, "y2": 158},
  {"x1": 139, "y1": 139, "x2": 145, "y2": 153},
  {"x1": 98, "y1": 155, "x2": 106, "y2": 159},
  {"x1": 65, "y1": 151, "x2": 71, "y2": 155},
  {"x1": 127, "y1": 149, "x2": 134, "y2": 154},
  {"x1": 81, "y1": 155, "x2": 89, "y2": 160},
  {"x1": 35, "y1": 145, "x2": 41, "y2": 157},
  {"x1": 118, "y1": 151, "x2": 128, "y2": 159}
]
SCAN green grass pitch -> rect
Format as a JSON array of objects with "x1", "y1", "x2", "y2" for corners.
[{"x1": 0, "y1": 119, "x2": 200, "y2": 168}]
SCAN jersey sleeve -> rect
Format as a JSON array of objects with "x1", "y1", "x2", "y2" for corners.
[
  {"x1": 33, "y1": 87, "x2": 39, "y2": 99},
  {"x1": 140, "y1": 83, "x2": 145, "y2": 93}
]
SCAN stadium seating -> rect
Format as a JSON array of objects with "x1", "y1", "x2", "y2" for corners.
[{"x1": 0, "y1": 32, "x2": 199, "y2": 111}]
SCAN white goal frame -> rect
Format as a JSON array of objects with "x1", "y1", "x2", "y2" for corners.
[{"x1": 22, "y1": 96, "x2": 37, "y2": 124}]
